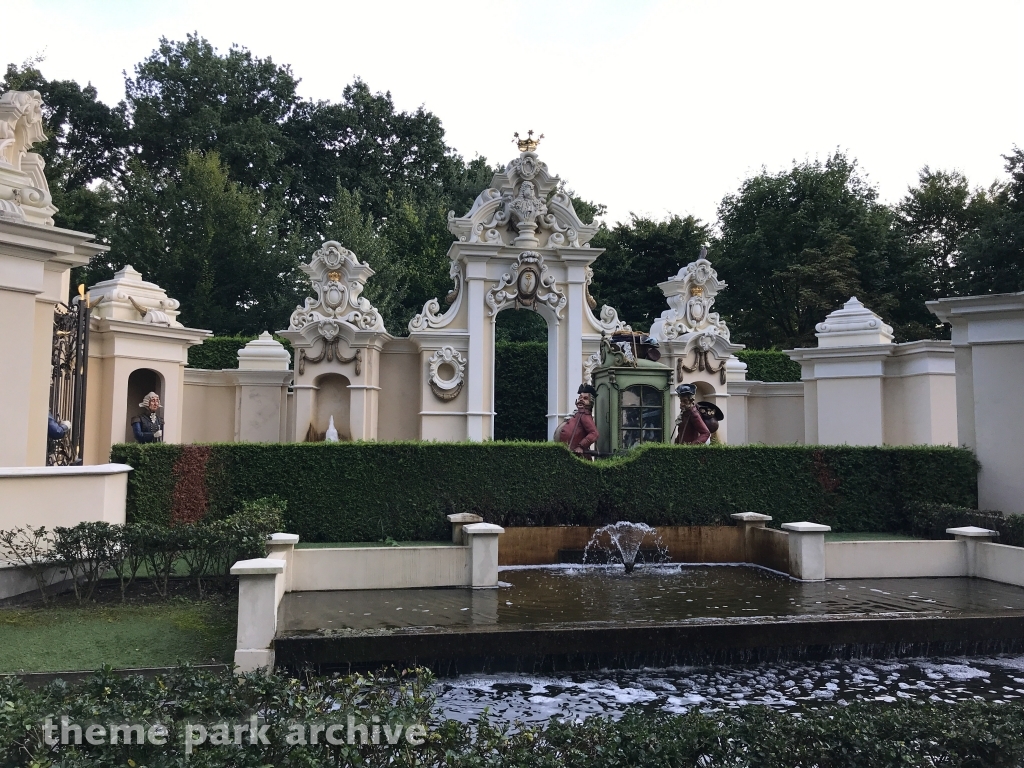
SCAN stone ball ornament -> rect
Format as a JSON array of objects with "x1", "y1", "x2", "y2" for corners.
[{"x1": 429, "y1": 346, "x2": 467, "y2": 401}]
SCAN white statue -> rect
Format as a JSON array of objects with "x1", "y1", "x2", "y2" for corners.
[{"x1": 325, "y1": 415, "x2": 340, "y2": 442}]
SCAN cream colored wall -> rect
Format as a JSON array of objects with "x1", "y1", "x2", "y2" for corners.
[
  {"x1": 289, "y1": 546, "x2": 472, "y2": 591},
  {"x1": 824, "y1": 540, "x2": 965, "y2": 579},
  {"x1": 378, "y1": 343, "x2": 421, "y2": 441},
  {"x1": 0, "y1": 464, "x2": 129, "y2": 529},
  {"x1": 0, "y1": 282, "x2": 37, "y2": 466},
  {"x1": 418, "y1": 346, "x2": 469, "y2": 442},
  {"x1": 816, "y1": 376, "x2": 885, "y2": 445},
  {"x1": 972, "y1": 342, "x2": 1024, "y2": 512},
  {"x1": 883, "y1": 372, "x2": 957, "y2": 446},
  {"x1": 745, "y1": 383, "x2": 805, "y2": 445},
  {"x1": 182, "y1": 370, "x2": 236, "y2": 443}
]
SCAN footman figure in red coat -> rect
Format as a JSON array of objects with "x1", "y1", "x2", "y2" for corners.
[{"x1": 557, "y1": 384, "x2": 600, "y2": 455}]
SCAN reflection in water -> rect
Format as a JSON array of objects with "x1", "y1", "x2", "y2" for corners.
[{"x1": 278, "y1": 565, "x2": 1024, "y2": 636}]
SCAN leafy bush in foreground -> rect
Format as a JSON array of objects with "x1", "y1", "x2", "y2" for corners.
[{"x1": 0, "y1": 666, "x2": 1022, "y2": 766}]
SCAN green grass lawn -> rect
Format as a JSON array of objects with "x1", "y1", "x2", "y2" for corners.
[{"x1": 0, "y1": 598, "x2": 235, "y2": 673}]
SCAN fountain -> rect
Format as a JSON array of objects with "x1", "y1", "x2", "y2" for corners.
[{"x1": 583, "y1": 521, "x2": 668, "y2": 573}]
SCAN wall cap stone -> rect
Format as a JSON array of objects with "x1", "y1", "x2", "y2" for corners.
[
  {"x1": 463, "y1": 522, "x2": 505, "y2": 535},
  {"x1": 782, "y1": 522, "x2": 831, "y2": 533},
  {"x1": 947, "y1": 526, "x2": 999, "y2": 538},
  {"x1": 231, "y1": 558, "x2": 286, "y2": 575}
]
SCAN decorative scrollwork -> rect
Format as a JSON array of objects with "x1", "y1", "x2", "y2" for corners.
[
  {"x1": 298, "y1": 340, "x2": 361, "y2": 376},
  {"x1": 428, "y1": 346, "x2": 466, "y2": 401},
  {"x1": 485, "y1": 251, "x2": 566, "y2": 319},
  {"x1": 288, "y1": 241, "x2": 386, "y2": 338},
  {"x1": 678, "y1": 333, "x2": 727, "y2": 385}
]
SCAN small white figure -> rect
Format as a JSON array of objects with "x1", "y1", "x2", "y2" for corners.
[{"x1": 325, "y1": 415, "x2": 340, "y2": 442}]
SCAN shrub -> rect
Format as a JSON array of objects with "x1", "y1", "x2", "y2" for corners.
[
  {"x1": 110, "y1": 443, "x2": 978, "y2": 542},
  {"x1": 736, "y1": 349, "x2": 802, "y2": 382},
  {"x1": 1, "y1": 666, "x2": 1023, "y2": 765},
  {"x1": 187, "y1": 334, "x2": 293, "y2": 370},
  {"x1": 909, "y1": 502, "x2": 1023, "y2": 545},
  {"x1": 494, "y1": 340, "x2": 548, "y2": 441}
]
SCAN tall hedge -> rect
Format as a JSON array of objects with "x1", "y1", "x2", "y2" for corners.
[
  {"x1": 494, "y1": 340, "x2": 548, "y2": 441},
  {"x1": 187, "y1": 334, "x2": 293, "y2": 370},
  {"x1": 110, "y1": 443, "x2": 978, "y2": 542},
  {"x1": 736, "y1": 349, "x2": 802, "y2": 382}
]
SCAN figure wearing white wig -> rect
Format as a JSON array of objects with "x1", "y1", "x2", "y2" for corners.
[{"x1": 131, "y1": 391, "x2": 164, "y2": 443}]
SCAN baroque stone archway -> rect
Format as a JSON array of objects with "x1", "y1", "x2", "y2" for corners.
[{"x1": 408, "y1": 142, "x2": 628, "y2": 441}]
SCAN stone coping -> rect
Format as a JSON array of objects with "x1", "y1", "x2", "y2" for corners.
[
  {"x1": 0, "y1": 463, "x2": 132, "y2": 478},
  {"x1": 447, "y1": 513, "x2": 484, "y2": 523},
  {"x1": 269, "y1": 533, "x2": 300, "y2": 545},
  {"x1": 231, "y1": 558, "x2": 286, "y2": 575},
  {"x1": 947, "y1": 526, "x2": 999, "y2": 538},
  {"x1": 463, "y1": 523, "x2": 505, "y2": 535},
  {"x1": 731, "y1": 512, "x2": 773, "y2": 522},
  {"x1": 782, "y1": 522, "x2": 831, "y2": 533}
]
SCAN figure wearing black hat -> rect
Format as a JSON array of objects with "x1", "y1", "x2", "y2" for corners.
[
  {"x1": 557, "y1": 384, "x2": 599, "y2": 455},
  {"x1": 696, "y1": 401, "x2": 725, "y2": 444},
  {"x1": 672, "y1": 384, "x2": 710, "y2": 445}
]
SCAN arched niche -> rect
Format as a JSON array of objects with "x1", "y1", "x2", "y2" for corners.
[
  {"x1": 125, "y1": 368, "x2": 165, "y2": 442},
  {"x1": 312, "y1": 373, "x2": 351, "y2": 440}
]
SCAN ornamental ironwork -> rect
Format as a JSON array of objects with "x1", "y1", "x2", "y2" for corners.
[{"x1": 47, "y1": 294, "x2": 92, "y2": 466}]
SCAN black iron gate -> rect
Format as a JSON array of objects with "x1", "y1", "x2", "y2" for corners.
[{"x1": 47, "y1": 292, "x2": 92, "y2": 466}]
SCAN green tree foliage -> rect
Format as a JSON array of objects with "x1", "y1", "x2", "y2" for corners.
[
  {"x1": 960, "y1": 148, "x2": 1024, "y2": 294},
  {"x1": 102, "y1": 151, "x2": 301, "y2": 333},
  {"x1": 590, "y1": 214, "x2": 712, "y2": 331},
  {"x1": 713, "y1": 153, "x2": 898, "y2": 348}
]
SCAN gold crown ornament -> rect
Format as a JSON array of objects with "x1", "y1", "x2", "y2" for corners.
[{"x1": 513, "y1": 130, "x2": 544, "y2": 152}]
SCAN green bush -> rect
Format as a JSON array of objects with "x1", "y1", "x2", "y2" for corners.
[
  {"x1": 494, "y1": 340, "x2": 547, "y2": 441},
  {"x1": 187, "y1": 334, "x2": 293, "y2": 370},
  {"x1": 909, "y1": 501, "x2": 1024, "y2": 545},
  {"x1": 1, "y1": 666, "x2": 1023, "y2": 766},
  {"x1": 737, "y1": 349, "x2": 802, "y2": 382},
  {"x1": 110, "y1": 443, "x2": 977, "y2": 542}
]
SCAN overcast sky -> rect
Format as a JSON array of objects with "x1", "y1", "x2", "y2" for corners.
[{"x1": 7, "y1": 0, "x2": 1022, "y2": 225}]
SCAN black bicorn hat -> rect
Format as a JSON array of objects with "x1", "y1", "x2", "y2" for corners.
[
  {"x1": 675, "y1": 383, "x2": 697, "y2": 397},
  {"x1": 697, "y1": 401, "x2": 725, "y2": 421},
  {"x1": 577, "y1": 383, "x2": 597, "y2": 397}
]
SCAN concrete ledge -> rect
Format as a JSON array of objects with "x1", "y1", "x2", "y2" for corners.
[
  {"x1": 290, "y1": 546, "x2": 472, "y2": 591},
  {"x1": 825, "y1": 540, "x2": 966, "y2": 579},
  {"x1": 0, "y1": 463, "x2": 130, "y2": 529},
  {"x1": 976, "y1": 542, "x2": 1024, "y2": 587},
  {"x1": 231, "y1": 558, "x2": 286, "y2": 576}
]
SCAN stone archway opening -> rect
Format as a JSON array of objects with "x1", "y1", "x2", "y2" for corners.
[
  {"x1": 312, "y1": 373, "x2": 351, "y2": 441},
  {"x1": 494, "y1": 309, "x2": 549, "y2": 441},
  {"x1": 125, "y1": 368, "x2": 164, "y2": 442}
]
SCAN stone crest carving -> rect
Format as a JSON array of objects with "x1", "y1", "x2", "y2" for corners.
[
  {"x1": 447, "y1": 151, "x2": 598, "y2": 249},
  {"x1": 289, "y1": 241, "x2": 386, "y2": 337},
  {"x1": 428, "y1": 346, "x2": 467, "y2": 401},
  {"x1": 485, "y1": 251, "x2": 566, "y2": 319},
  {"x1": 0, "y1": 90, "x2": 56, "y2": 226},
  {"x1": 649, "y1": 248, "x2": 731, "y2": 342}
]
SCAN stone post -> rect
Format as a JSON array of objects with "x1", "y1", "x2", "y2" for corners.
[
  {"x1": 266, "y1": 532, "x2": 299, "y2": 595},
  {"x1": 947, "y1": 525, "x2": 999, "y2": 576},
  {"x1": 235, "y1": 333, "x2": 292, "y2": 443},
  {"x1": 463, "y1": 522, "x2": 504, "y2": 587},
  {"x1": 447, "y1": 512, "x2": 483, "y2": 544},
  {"x1": 928, "y1": 292, "x2": 1024, "y2": 512},
  {"x1": 731, "y1": 511, "x2": 772, "y2": 562},
  {"x1": 782, "y1": 521, "x2": 831, "y2": 580},
  {"x1": 231, "y1": 557, "x2": 286, "y2": 672}
]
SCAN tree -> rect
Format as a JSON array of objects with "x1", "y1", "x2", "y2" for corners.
[
  {"x1": 104, "y1": 152, "x2": 301, "y2": 334},
  {"x1": 590, "y1": 214, "x2": 712, "y2": 331},
  {"x1": 960, "y1": 148, "x2": 1024, "y2": 295},
  {"x1": 713, "y1": 153, "x2": 899, "y2": 348}
]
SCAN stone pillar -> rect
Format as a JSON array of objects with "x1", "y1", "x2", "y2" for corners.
[
  {"x1": 929, "y1": 292, "x2": 1024, "y2": 513},
  {"x1": 947, "y1": 526, "x2": 999, "y2": 576},
  {"x1": 0, "y1": 90, "x2": 107, "y2": 466},
  {"x1": 231, "y1": 557, "x2": 286, "y2": 672},
  {"x1": 235, "y1": 333, "x2": 292, "y2": 443},
  {"x1": 731, "y1": 511, "x2": 772, "y2": 561},
  {"x1": 84, "y1": 267, "x2": 210, "y2": 462},
  {"x1": 464, "y1": 522, "x2": 504, "y2": 587},
  {"x1": 447, "y1": 512, "x2": 483, "y2": 544},
  {"x1": 266, "y1": 532, "x2": 299, "y2": 595},
  {"x1": 787, "y1": 298, "x2": 893, "y2": 446},
  {"x1": 464, "y1": 261, "x2": 489, "y2": 442},
  {"x1": 782, "y1": 521, "x2": 830, "y2": 581}
]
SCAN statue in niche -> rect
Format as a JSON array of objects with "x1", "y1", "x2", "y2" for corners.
[
  {"x1": 671, "y1": 384, "x2": 709, "y2": 445},
  {"x1": 131, "y1": 392, "x2": 164, "y2": 443},
  {"x1": 556, "y1": 384, "x2": 599, "y2": 456}
]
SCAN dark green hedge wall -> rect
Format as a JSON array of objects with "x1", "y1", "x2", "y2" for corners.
[
  {"x1": 494, "y1": 341, "x2": 548, "y2": 441},
  {"x1": 110, "y1": 443, "x2": 978, "y2": 542},
  {"x1": 187, "y1": 335, "x2": 293, "y2": 370},
  {"x1": 736, "y1": 350, "x2": 802, "y2": 382}
]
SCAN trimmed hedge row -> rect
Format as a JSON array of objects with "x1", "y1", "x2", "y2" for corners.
[
  {"x1": 187, "y1": 334, "x2": 293, "y2": 370},
  {"x1": 110, "y1": 443, "x2": 978, "y2": 542},
  {"x1": 494, "y1": 340, "x2": 548, "y2": 441},
  {"x1": 736, "y1": 349, "x2": 802, "y2": 382},
  {"x1": 910, "y1": 502, "x2": 1024, "y2": 546},
  {"x1": 2, "y1": 667, "x2": 1024, "y2": 766}
]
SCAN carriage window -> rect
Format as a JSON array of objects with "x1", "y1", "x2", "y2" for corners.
[{"x1": 620, "y1": 385, "x2": 663, "y2": 448}]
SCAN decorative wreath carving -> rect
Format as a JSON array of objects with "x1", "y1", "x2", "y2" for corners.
[{"x1": 428, "y1": 346, "x2": 466, "y2": 401}]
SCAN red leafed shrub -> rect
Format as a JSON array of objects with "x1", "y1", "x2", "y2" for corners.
[{"x1": 171, "y1": 445, "x2": 211, "y2": 524}]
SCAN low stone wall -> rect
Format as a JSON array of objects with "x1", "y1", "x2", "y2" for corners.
[
  {"x1": 0, "y1": 463, "x2": 130, "y2": 530},
  {"x1": 825, "y1": 540, "x2": 966, "y2": 579},
  {"x1": 976, "y1": 542, "x2": 1024, "y2": 588}
]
